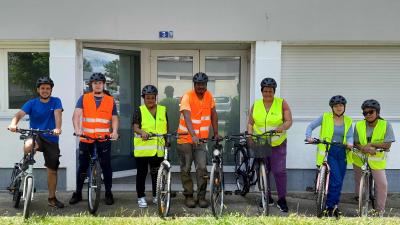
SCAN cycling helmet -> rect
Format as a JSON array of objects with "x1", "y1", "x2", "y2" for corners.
[
  {"x1": 329, "y1": 95, "x2": 347, "y2": 107},
  {"x1": 193, "y1": 72, "x2": 209, "y2": 83},
  {"x1": 141, "y1": 85, "x2": 158, "y2": 96},
  {"x1": 36, "y1": 76, "x2": 54, "y2": 88},
  {"x1": 89, "y1": 72, "x2": 106, "y2": 83},
  {"x1": 260, "y1": 77, "x2": 277, "y2": 89},
  {"x1": 361, "y1": 99, "x2": 380, "y2": 113}
]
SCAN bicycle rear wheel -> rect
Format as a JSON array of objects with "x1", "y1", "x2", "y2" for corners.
[
  {"x1": 358, "y1": 173, "x2": 370, "y2": 217},
  {"x1": 23, "y1": 177, "x2": 33, "y2": 219},
  {"x1": 88, "y1": 161, "x2": 102, "y2": 214},
  {"x1": 156, "y1": 164, "x2": 171, "y2": 218},
  {"x1": 258, "y1": 162, "x2": 269, "y2": 216},
  {"x1": 210, "y1": 162, "x2": 224, "y2": 218},
  {"x1": 234, "y1": 147, "x2": 249, "y2": 195},
  {"x1": 316, "y1": 165, "x2": 327, "y2": 218}
]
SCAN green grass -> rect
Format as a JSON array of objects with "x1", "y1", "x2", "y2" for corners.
[{"x1": 1, "y1": 214, "x2": 400, "y2": 225}]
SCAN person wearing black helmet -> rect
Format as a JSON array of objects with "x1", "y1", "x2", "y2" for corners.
[
  {"x1": 8, "y1": 76, "x2": 64, "y2": 208},
  {"x1": 247, "y1": 77, "x2": 292, "y2": 212},
  {"x1": 70, "y1": 72, "x2": 119, "y2": 205},
  {"x1": 176, "y1": 72, "x2": 219, "y2": 208},
  {"x1": 132, "y1": 85, "x2": 168, "y2": 208},
  {"x1": 305, "y1": 95, "x2": 354, "y2": 217},
  {"x1": 353, "y1": 99, "x2": 395, "y2": 216}
]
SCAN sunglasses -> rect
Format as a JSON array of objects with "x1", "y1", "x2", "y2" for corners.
[{"x1": 362, "y1": 110, "x2": 375, "y2": 116}]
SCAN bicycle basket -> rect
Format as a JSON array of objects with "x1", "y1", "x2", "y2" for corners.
[{"x1": 248, "y1": 136, "x2": 272, "y2": 159}]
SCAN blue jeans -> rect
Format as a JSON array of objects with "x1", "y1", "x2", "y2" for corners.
[{"x1": 326, "y1": 144, "x2": 347, "y2": 209}]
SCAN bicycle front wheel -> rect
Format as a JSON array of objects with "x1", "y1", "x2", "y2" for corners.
[
  {"x1": 358, "y1": 173, "x2": 370, "y2": 217},
  {"x1": 234, "y1": 147, "x2": 249, "y2": 196},
  {"x1": 210, "y1": 162, "x2": 224, "y2": 218},
  {"x1": 258, "y1": 162, "x2": 269, "y2": 216},
  {"x1": 88, "y1": 161, "x2": 102, "y2": 214},
  {"x1": 156, "y1": 164, "x2": 171, "y2": 218},
  {"x1": 23, "y1": 177, "x2": 33, "y2": 219},
  {"x1": 316, "y1": 165, "x2": 327, "y2": 218}
]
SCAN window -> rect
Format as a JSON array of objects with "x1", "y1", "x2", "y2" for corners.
[{"x1": 7, "y1": 52, "x2": 50, "y2": 109}]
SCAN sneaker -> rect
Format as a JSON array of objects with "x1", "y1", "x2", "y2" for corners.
[
  {"x1": 198, "y1": 197, "x2": 209, "y2": 208},
  {"x1": 326, "y1": 207, "x2": 341, "y2": 218},
  {"x1": 184, "y1": 196, "x2": 196, "y2": 208},
  {"x1": 105, "y1": 192, "x2": 114, "y2": 205},
  {"x1": 138, "y1": 197, "x2": 148, "y2": 208},
  {"x1": 152, "y1": 196, "x2": 158, "y2": 204},
  {"x1": 277, "y1": 198, "x2": 289, "y2": 213},
  {"x1": 69, "y1": 192, "x2": 82, "y2": 205},
  {"x1": 354, "y1": 196, "x2": 359, "y2": 202},
  {"x1": 48, "y1": 197, "x2": 65, "y2": 208}
]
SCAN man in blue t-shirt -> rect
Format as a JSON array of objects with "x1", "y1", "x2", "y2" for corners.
[{"x1": 8, "y1": 76, "x2": 64, "y2": 208}]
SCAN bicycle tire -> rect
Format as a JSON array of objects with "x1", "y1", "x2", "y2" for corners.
[
  {"x1": 156, "y1": 164, "x2": 171, "y2": 218},
  {"x1": 369, "y1": 175, "x2": 376, "y2": 211},
  {"x1": 13, "y1": 178, "x2": 22, "y2": 208},
  {"x1": 234, "y1": 147, "x2": 249, "y2": 195},
  {"x1": 23, "y1": 177, "x2": 33, "y2": 219},
  {"x1": 88, "y1": 161, "x2": 102, "y2": 214},
  {"x1": 316, "y1": 165, "x2": 327, "y2": 218},
  {"x1": 358, "y1": 173, "x2": 369, "y2": 217},
  {"x1": 258, "y1": 162, "x2": 269, "y2": 216},
  {"x1": 210, "y1": 162, "x2": 224, "y2": 218}
]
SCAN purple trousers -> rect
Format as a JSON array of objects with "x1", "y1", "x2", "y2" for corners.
[{"x1": 264, "y1": 140, "x2": 287, "y2": 199}]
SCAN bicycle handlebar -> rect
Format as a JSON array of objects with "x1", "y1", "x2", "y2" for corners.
[
  {"x1": 304, "y1": 138, "x2": 347, "y2": 149},
  {"x1": 73, "y1": 133, "x2": 117, "y2": 141},
  {"x1": 9, "y1": 128, "x2": 54, "y2": 135},
  {"x1": 134, "y1": 132, "x2": 188, "y2": 139}
]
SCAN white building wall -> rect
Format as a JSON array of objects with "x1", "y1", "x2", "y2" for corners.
[{"x1": 50, "y1": 40, "x2": 82, "y2": 190}]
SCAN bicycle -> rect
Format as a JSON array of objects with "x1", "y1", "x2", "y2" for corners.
[
  {"x1": 206, "y1": 137, "x2": 224, "y2": 218},
  {"x1": 74, "y1": 133, "x2": 115, "y2": 215},
  {"x1": 140, "y1": 132, "x2": 187, "y2": 218},
  {"x1": 305, "y1": 138, "x2": 347, "y2": 218},
  {"x1": 354, "y1": 147, "x2": 387, "y2": 217},
  {"x1": 7, "y1": 128, "x2": 54, "y2": 219},
  {"x1": 231, "y1": 131, "x2": 279, "y2": 216}
]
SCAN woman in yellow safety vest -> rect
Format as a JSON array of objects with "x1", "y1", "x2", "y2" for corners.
[
  {"x1": 247, "y1": 77, "x2": 292, "y2": 213},
  {"x1": 133, "y1": 85, "x2": 168, "y2": 208},
  {"x1": 353, "y1": 99, "x2": 395, "y2": 216},
  {"x1": 305, "y1": 95, "x2": 353, "y2": 217}
]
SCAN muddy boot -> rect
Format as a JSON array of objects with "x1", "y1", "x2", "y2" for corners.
[
  {"x1": 184, "y1": 196, "x2": 196, "y2": 208},
  {"x1": 198, "y1": 196, "x2": 209, "y2": 208}
]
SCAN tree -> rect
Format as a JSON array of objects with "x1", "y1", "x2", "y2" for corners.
[
  {"x1": 8, "y1": 52, "x2": 50, "y2": 94},
  {"x1": 104, "y1": 59, "x2": 119, "y2": 84},
  {"x1": 83, "y1": 57, "x2": 93, "y2": 72}
]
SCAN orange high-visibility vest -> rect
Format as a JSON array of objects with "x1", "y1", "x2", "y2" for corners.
[
  {"x1": 177, "y1": 90, "x2": 213, "y2": 144},
  {"x1": 81, "y1": 92, "x2": 113, "y2": 143}
]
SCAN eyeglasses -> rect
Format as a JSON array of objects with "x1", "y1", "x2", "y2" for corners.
[{"x1": 362, "y1": 110, "x2": 375, "y2": 116}]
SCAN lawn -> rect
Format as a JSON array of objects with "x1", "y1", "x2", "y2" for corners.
[{"x1": 1, "y1": 214, "x2": 400, "y2": 225}]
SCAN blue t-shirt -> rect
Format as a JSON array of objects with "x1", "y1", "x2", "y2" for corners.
[
  {"x1": 21, "y1": 97, "x2": 63, "y2": 143},
  {"x1": 75, "y1": 95, "x2": 118, "y2": 115}
]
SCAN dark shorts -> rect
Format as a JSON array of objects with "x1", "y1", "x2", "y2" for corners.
[{"x1": 34, "y1": 135, "x2": 61, "y2": 170}]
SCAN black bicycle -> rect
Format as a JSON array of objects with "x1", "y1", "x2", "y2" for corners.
[
  {"x1": 231, "y1": 131, "x2": 279, "y2": 216},
  {"x1": 305, "y1": 138, "x2": 347, "y2": 218},
  {"x1": 207, "y1": 138, "x2": 224, "y2": 218},
  {"x1": 74, "y1": 133, "x2": 115, "y2": 215},
  {"x1": 353, "y1": 147, "x2": 387, "y2": 217},
  {"x1": 7, "y1": 128, "x2": 54, "y2": 219}
]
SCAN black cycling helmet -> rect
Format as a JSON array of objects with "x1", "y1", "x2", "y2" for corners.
[
  {"x1": 89, "y1": 72, "x2": 106, "y2": 83},
  {"x1": 329, "y1": 95, "x2": 347, "y2": 107},
  {"x1": 361, "y1": 99, "x2": 381, "y2": 113},
  {"x1": 260, "y1": 77, "x2": 277, "y2": 91},
  {"x1": 193, "y1": 72, "x2": 208, "y2": 83},
  {"x1": 141, "y1": 85, "x2": 158, "y2": 96},
  {"x1": 36, "y1": 76, "x2": 54, "y2": 88}
]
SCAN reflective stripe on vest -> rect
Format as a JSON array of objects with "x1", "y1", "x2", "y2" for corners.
[
  {"x1": 133, "y1": 105, "x2": 167, "y2": 157},
  {"x1": 81, "y1": 93, "x2": 113, "y2": 143},
  {"x1": 252, "y1": 97, "x2": 287, "y2": 147},
  {"x1": 177, "y1": 90, "x2": 213, "y2": 144},
  {"x1": 316, "y1": 112, "x2": 353, "y2": 166},
  {"x1": 352, "y1": 119, "x2": 387, "y2": 170}
]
